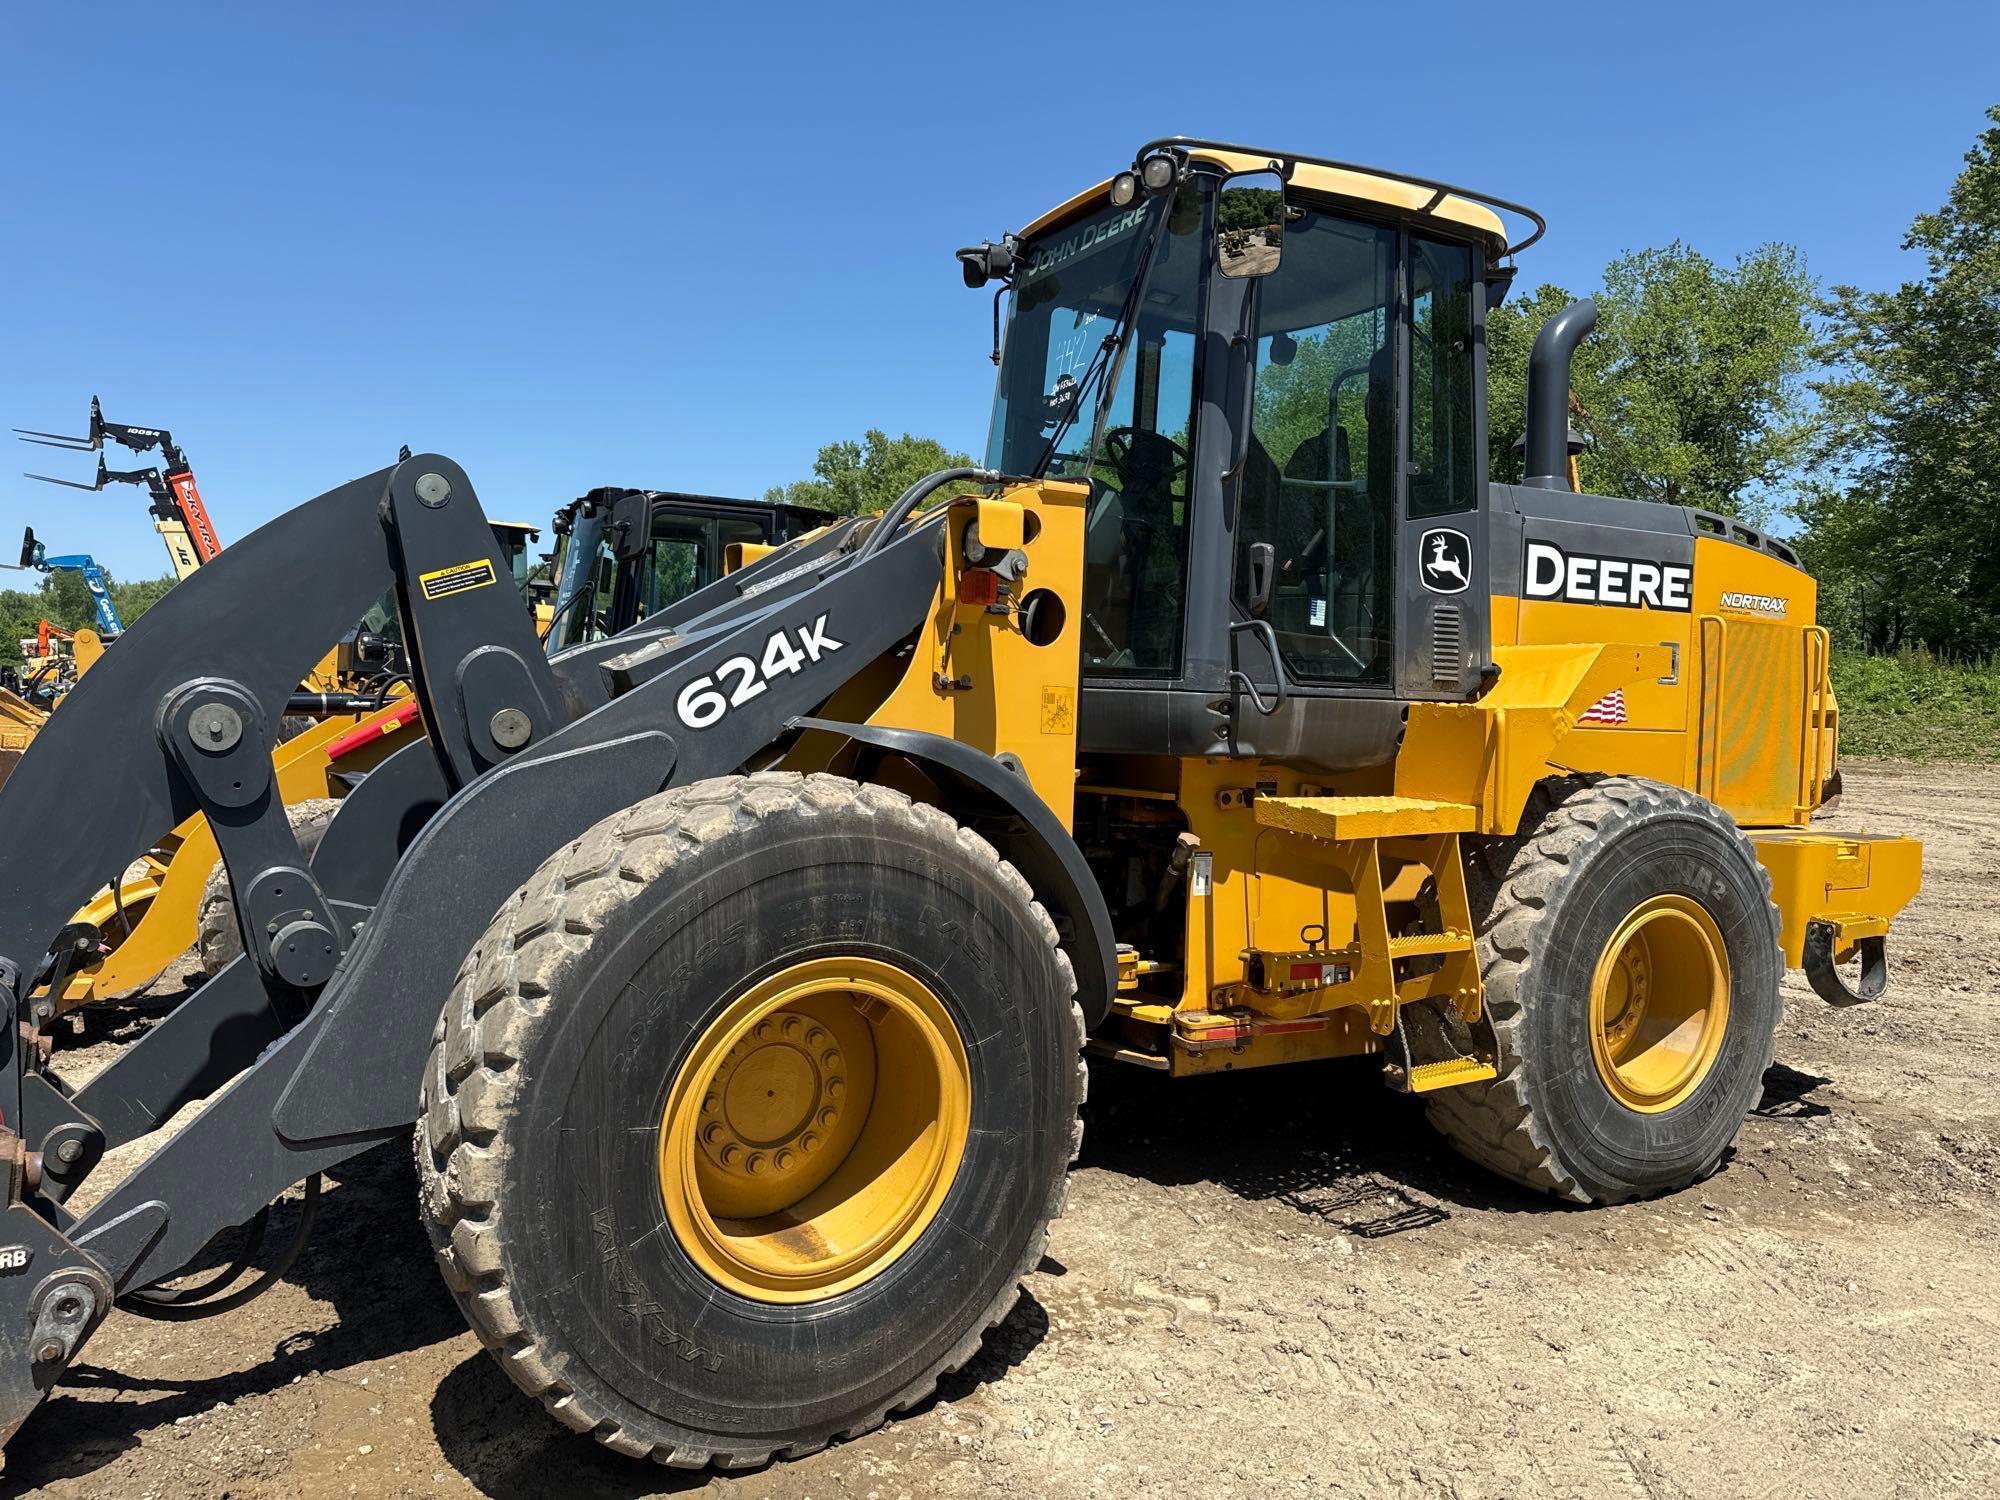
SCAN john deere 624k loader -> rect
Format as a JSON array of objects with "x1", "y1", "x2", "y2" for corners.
[{"x1": 0, "y1": 139, "x2": 1921, "y2": 1468}]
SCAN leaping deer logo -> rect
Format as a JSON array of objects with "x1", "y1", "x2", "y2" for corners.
[{"x1": 1421, "y1": 530, "x2": 1470, "y2": 592}]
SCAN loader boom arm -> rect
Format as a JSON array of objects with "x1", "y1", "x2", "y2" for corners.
[{"x1": 0, "y1": 454, "x2": 965, "y2": 1450}]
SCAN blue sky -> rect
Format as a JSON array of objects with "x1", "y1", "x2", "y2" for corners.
[{"x1": 3, "y1": 2, "x2": 1996, "y2": 582}]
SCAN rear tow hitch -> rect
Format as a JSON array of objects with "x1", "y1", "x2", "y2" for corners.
[{"x1": 1803, "y1": 919, "x2": 1889, "y2": 1007}]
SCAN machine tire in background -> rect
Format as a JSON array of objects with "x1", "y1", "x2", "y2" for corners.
[
  {"x1": 195, "y1": 798, "x2": 341, "y2": 976},
  {"x1": 1424, "y1": 776, "x2": 1782, "y2": 1204},
  {"x1": 416, "y1": 771, "x2": 1085, "y2": 1467}
]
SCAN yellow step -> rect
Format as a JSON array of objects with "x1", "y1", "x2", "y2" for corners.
[
  {"x1": 1254, "y1": 795, "x2": 1477, "y2": 841},
  {"x1": 1405, "y1": 1057, "x2": 1498, "y2": 1093},
  {"x1": 1386, "y1": 931, "x2": 1474, "y2": 958}
]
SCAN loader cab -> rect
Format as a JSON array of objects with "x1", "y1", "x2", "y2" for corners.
[
  {"x1": 983, "y1": 145, "x2": 1520, "y2": 773},
  {"x1": 489, "y1": 521, "x2": 542, "y2": 595},
  {"x1": 544, "y1": 491, "x2": 836, "y2": 651}
]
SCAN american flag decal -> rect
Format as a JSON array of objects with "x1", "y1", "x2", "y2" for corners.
[{"x1": 1577, "y1": 688, "x2": 1628, "y2": 726}]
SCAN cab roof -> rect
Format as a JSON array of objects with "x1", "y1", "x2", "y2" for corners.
[{"x1": 1020, "y1": 139, "x2": 1542, "y2": 257}]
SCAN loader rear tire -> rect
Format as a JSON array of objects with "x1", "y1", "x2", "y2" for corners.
[
  {"x1": 195, "y1": 798, "x2": 340, "y2": 976},
  {"x1": 1423, "y1": 776, "x2": 1782, "y2": 1204},
  {"x1": 416, "y1": 771, "x2": 1085, "y2": 1468}
]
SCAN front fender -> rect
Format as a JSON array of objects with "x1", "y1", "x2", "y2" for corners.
[{"x1": 796, "y1": 717, "x2": 1116, "y2": 1029}]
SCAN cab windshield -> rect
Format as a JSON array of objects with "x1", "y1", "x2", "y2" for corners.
[{"x1": 984, "y1": 188, "x2": 1204, "y2": 675}]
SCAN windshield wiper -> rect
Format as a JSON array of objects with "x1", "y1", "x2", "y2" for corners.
[{"x1": 1030, "y1": 197, "x2": 1174, "y2": 481}]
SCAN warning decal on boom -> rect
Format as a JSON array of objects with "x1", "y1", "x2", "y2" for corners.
[{"x1": 418, "y1": 558, "x2": 499, "y2": 601}]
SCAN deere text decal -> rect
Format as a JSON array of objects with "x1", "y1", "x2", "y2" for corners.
[{"x1": 1524, "y1": 540, "x2": 1690, "y2": 612}]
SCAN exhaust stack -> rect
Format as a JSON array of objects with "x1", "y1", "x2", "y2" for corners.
[{"x1": 1523, "y1": 298, "x2": 1597, "y2": 491}]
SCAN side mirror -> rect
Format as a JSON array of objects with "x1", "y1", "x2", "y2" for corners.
[
  {"x1": 1217, "y1": 170, "x2": 1287, "y2": 279},
  {"x1": 956, "y1": 240, "x2": 1015, "y2": 289},
  {"x1": 1246, "y1": 541, "x2": 1276, "y2": 617},
  {"x1": 609, "y1": 489, "x2": 652, "y2": 562}
]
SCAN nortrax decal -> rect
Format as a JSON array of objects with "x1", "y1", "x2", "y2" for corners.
[
  {"x1": 1720, "y1": 590, "x2": 1788, "y2": 617},
  {"x1": 675, "y1": 615, "x2": 843, "y2": 729},
  {"x1": 1524, "y1": 540, "x2": 1691, "y2": 612}
]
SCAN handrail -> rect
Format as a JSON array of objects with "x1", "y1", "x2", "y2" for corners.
[
  {"x1": 1133, "y1": 136, "x2": 1548, "y2": 258},
  {"x1": 1800, "y1": 626, "x2": 1831, "y2": 819}
]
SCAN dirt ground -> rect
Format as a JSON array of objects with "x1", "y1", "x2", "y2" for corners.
[{"x1": 6, "y1": 759, "x2": 1998, "y2": 1499}]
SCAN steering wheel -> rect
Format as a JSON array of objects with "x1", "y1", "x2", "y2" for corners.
[{"x1": 1098, "y1": 426, "x2": 1190, "y2": 489}]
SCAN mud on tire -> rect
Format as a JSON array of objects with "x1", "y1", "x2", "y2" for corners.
[
  {"x1": 1423, "y1": 775, "x2": 1783, "y2": 1205},
  {"x1": 415, "y1": 771, "x2": 1086, "y2": 1468}
]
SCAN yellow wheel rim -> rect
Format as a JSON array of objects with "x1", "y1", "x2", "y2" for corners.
[
  {"x1": 1588, "y1": 895, "x2": 1731, "y2": 1113},
  {"x1": 658, "y1": 956, "x2": 971, "y2": 1303}
]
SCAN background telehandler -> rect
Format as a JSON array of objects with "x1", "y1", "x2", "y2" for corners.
[{"x1": 0, "y1": 138, "x2": 1920, "y2": 1470}]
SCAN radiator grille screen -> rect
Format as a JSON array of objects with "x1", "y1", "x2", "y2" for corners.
[{"x1": 1706, "y1": 617, "x2": 1802, "y2": 823}]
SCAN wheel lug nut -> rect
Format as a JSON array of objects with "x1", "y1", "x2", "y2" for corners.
[
  {"x1": 806, "y1": 1026, "x2": 827, "y2": 1046},
  {"x1": 818, "y1": 1107, "x2": 838, "y2": 1128},
  {"x1": 782, "y1": 1015, "x2": 802, "y2": 1037},
  {"x1": 746, "y1": 1153, "x2": 765, "y2": 1175},
  {"x1": 720, "y1": 1144, "x2": 739, "y2": 1166},
  {"x1": 821, "y1": 1050, "x2": 842, "y2": 1072},
  {"x1": 702, "y1": 1092, "x2": 718, "y2": 1113},
  {"x1": 774, "y1": 1149, "x2": 793, "y2": 1170},
  {"x1": 800, "y1": 1133, "x2": 819, "y2": 1153}
]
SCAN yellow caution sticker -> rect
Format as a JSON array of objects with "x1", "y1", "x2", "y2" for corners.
[
  {"x1": 1039, "y1": 685, "x2": 1075, "y2": 735},
  {"x1": 418, "y1": 557, "x2": 498, "y2": 602}
]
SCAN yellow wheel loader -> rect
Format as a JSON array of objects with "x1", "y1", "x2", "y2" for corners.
[{"x1": 0, "y1": 139, "x2": 1920, "y2": 1469}]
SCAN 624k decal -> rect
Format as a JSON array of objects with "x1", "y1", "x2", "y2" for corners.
[{"x1": 675, "y1": 614, "x2": 843, "y2": 728}]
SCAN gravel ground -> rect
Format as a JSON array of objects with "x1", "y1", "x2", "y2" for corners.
[{"x1": 5, "y1": 759, "x2": 1997, "y2": 1499}]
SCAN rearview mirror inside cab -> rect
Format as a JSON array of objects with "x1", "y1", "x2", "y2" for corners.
[{"x1": 1217, "y1": 170, "x2": 1287, "y2": 279}]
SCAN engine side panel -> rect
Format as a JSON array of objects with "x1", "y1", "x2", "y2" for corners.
[{"x1": 1487, "y1": 484, "x2": 1825, "y2": 828}]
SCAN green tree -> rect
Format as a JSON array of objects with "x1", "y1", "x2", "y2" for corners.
[
  {"x1": 1797, "y1": 105, "x2": 2000, "y2": 656},
  {"x1": 1488, "y1": 242, "x2": 1818, "y2": 518},
  {"x1": 0, "y1": 568, "x2": 178, "y2": 671},
  {"x1": 764, "y1": 429, "x2": 977, "y2": 516},
  {"x1": 41, "y1": 570, "x2": 104, "y2": 632},
  {"x1": 112, "y1": 575, "x2": 176, "y2": 624}
]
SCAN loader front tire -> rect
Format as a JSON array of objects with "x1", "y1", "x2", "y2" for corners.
[
  {"x1": 1424, "y1": 776, "x2": 1782, "y2": 1204},
  {"x1": 416, "y1": 772, "x2": 1084, "y2": 1468}
]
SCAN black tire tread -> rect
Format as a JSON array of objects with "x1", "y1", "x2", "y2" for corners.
[
  {"x1": 414, "y1": 770, "x2": 1086, "y2": 1469},
  {"x1": 1422, "y1": 774, "x2": 1780, "y2": 1206}
]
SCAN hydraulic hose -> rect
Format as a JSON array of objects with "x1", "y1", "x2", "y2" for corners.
[
  {"x1": 857, "y1": 468, "x2": 998, "y2": 559},
  {"x1": 119, "y1": 1175, "x2": 322, "y2": 1321},
  {"x1": 856, "y1": 467, "x2": 1019, "y2": 561}
]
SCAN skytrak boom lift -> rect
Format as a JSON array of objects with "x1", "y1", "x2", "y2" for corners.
[
  {"x1": 19, "y1": 396, "x2": 223, "y2": 580},
  {"x1": 0, "y1": 140, "x2": 1922, "y2": 1470}
]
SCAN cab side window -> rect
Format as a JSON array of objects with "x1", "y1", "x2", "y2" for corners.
[{"x1": 1409, "y1": 237, "x2": 1478, "y2": 518}]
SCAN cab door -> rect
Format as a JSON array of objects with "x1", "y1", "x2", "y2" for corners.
[
  {"x1": 1393, "y1": 234, "x2": 1490, "y2": 699},
  {"x1": 1228, "y1": 207, "x2": 1491, "y2": 712},
  {"x1": 1229, "y1": 203, "x2": 1403, "y2": 695}
]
